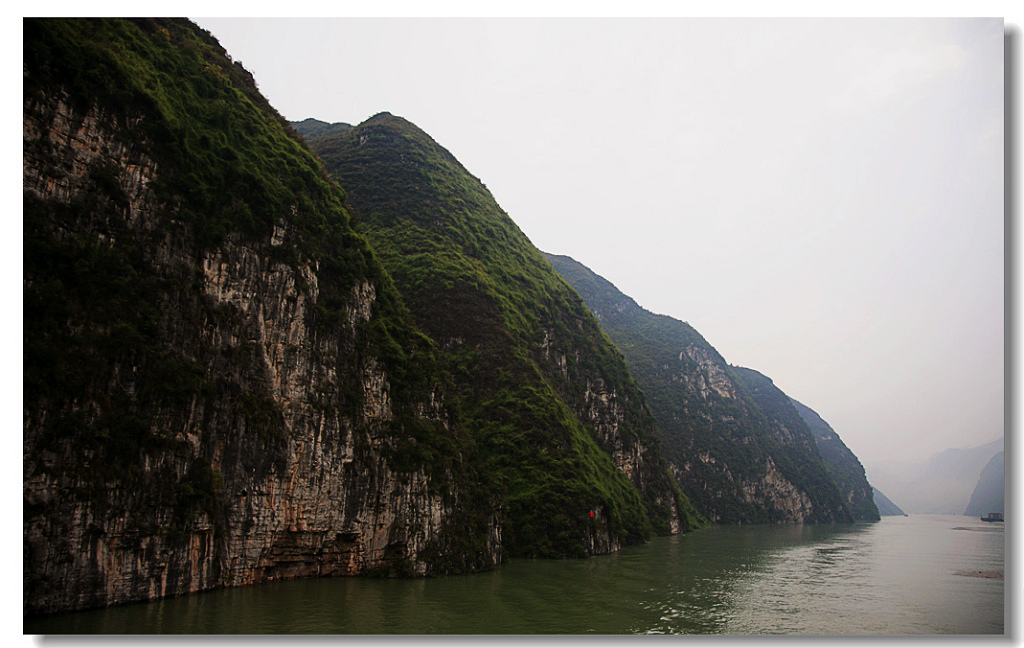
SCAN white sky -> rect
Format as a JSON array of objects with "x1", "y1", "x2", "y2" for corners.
[{"x1": 190, "y1": 8, "x2": 1011, "y2": 471}]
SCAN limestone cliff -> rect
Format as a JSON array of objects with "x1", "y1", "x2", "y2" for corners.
[{"x1": 24, "y1": 18, "x2": 497, "y2": 615}]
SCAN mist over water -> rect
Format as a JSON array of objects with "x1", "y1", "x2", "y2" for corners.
[{"x1": 27, "y1": 515, "x2": 1003, "y2": 635}]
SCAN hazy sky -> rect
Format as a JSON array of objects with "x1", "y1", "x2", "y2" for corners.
[{"x1": 192, "y1": 14, "x2": 1007, "y2": 471}]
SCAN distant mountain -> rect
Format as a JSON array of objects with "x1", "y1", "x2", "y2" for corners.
[
  {"x1": 790, "y1": 399, "x2": 879, "y2": 521},
  {"x1": 868, "y1": 438, "x2": 1003, "y2": 514},
  {"x1": 296, "y1": 115, "x2": 706, "y2": 560},
  {"x1": 544, "y1": 253, "x2": 852, "y2": 524},
  {"x1": 290, "y1": 117, "x2": 352, "y2": 141},
  {"x1": 964, "y1": 451, "x2": 1004, "y2": 517},
  {"x1": 872, "y1": 487, "x2": 907, "y2": 516}
]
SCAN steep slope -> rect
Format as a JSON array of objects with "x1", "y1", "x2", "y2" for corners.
[
  {"x1": 964, "y1": 451, "x2": 1004, "y2": 517},
  {"x1": 790, "y1": 399, "x2": 879, "y2": 521},
  {"x1": 24, "y1": 18, "x2": 497, "y2": 615},
  {"x1": 872, "y1": 488, "x2": 907, "y2": 516},
  {"x1": 728, "y1": 368, "x2": 852, "y2": 522},
  {"x1": 544, "y1": 253, "x2": 852, "y2": 524},
  {"x1": 295, "y1": 115, "x2": 704, "y2": 558}
]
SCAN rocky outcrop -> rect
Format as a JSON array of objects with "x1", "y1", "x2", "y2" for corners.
[
  {"x1": 679, "y1": 345, "x2": 738, "y2": 401},
  {"x1": 739, "y1": 457, "x2": 814, "y2": 522}
]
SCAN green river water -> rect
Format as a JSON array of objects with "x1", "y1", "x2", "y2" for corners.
[{"x1": 25, "y1": 514, "x2": 1005, "y2": 635}]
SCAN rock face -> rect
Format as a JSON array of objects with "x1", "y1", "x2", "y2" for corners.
[
  {"x1": 545, "y1": 253, "x2": 853, "y2": 524},
  {"x1": 790, "y1": 398, "x2": 879, "y2": 521},
  {"x1": 24, "y1": 18, "x2": 496, "y2": 615},
  {"x1": 295, "y1": 115, "x2": 705, "y2": 558}
]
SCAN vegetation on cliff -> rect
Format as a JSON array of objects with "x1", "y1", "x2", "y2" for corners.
[
  {"x1": 545, "y1": 253, "x2": 853, "y2": 524},
  {"x1": 24, "y1": 15, "x2": 452, "y2": 494},
  {"x1": 790, "y1": 398, "x2": 879, "y2": 521},
  {"x1": 28, "y1": 16, "x2": 880, "y2": 617},
  {"x1": 727, "y1": 367, "x2": 852, "y2": 522},
  {"x1": 295, "y1": 115, "x2": 705, "y2": 556},
  {"x1": 24, "y1": 18, "x2": 500, "y2": 614},
  {"x1": 24, "y1": 18, "x2": 703, "y2": 618}
]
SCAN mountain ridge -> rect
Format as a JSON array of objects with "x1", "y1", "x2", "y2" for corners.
[{"x1": 293, "y1": 114, "x2": 705, "y2": 558}]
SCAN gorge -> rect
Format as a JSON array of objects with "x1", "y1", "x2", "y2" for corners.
[{"x1": 25, "y1": 18, "x2": 881, "y2": 618}]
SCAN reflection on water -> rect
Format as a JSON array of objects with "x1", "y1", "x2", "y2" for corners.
[{"x1": 25, "y1": 515, "x2": 1003, "y2": 635}]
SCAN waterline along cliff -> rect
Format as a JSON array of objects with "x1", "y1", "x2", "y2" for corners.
[
  {"x1": 24, "y1": 18, "x2": 698, "y2": 616},
  {"x1": 24, "y1": 17, "x2": 501, "y2": 615}
]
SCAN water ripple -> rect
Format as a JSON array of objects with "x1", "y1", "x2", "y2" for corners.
[{"x1": 25, "y1": 515, "x2": 1003, "y2": 635}]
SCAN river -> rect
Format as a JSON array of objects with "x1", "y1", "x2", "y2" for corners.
[{"x1": 24, "y1": 514, "x2": 1004, "y2": 635}]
